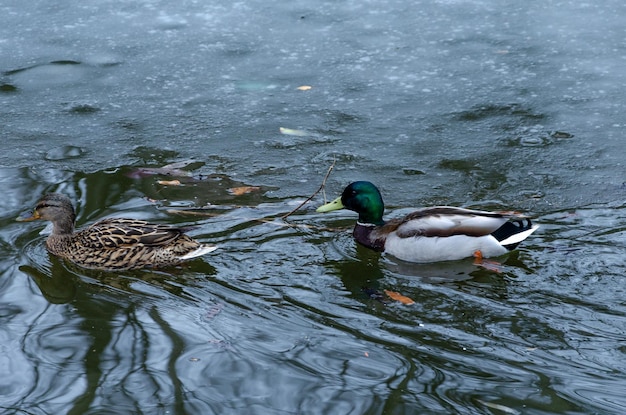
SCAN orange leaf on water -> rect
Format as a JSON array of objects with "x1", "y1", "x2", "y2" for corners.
[
  {"x1": 384, "y1": 290, "x2": 415, "y2": 305},
  {"x1": 228, "y1": 186, "x2": 261, "y2": 196},
  {"x1": 157, "y1": 179, "x2": 182, "y2": 186}
]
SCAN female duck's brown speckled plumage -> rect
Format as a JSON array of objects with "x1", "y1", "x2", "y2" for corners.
[{"x1": 17, "y1": 193, "x2": 217, "y2": 270}]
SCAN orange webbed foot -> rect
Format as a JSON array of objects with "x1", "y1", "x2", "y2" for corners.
[{"x1": 473, "y1": 250, "x2": 503, "y2": 273}]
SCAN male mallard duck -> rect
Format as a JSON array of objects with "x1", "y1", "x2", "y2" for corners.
[
  {"x1": 17, "y1": 193, "x2": 217, "y2": 271},
  {"x1": 316, "y1": 181, "x2": 538, "y2": 263}
]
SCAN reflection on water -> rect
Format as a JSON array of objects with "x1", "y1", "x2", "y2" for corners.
[
  {"x1": 2, "y1": 160, "x2": 626, "y2": 414},
  {"x1": 3, "y1": 0, "x2": 626, "y2": 412},
  {"x1": 20, "y1": 263, "x2": 77, "y2": 304},
  {"x1": 1, "y1": 158, "x2": 626, "y2": 414}
]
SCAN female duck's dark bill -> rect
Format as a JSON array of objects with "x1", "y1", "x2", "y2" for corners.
[{"x1": 316, "y1": 197, "x2": 344, "y2": 213}]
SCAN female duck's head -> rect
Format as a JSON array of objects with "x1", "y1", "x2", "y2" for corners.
[{"x1": 16, "y1": 193, "x2": 76, "y2": 234}]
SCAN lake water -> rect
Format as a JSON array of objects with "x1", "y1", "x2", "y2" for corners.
[{"x1": 2, "y1": 0, "x2": 626, "y2": 414}]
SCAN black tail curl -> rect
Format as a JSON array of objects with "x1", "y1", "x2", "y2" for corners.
[{"x1": 490, "y1": 218, "x2": 535, "y2": 250}]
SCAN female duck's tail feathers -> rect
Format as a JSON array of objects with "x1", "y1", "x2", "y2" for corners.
[
  {"x1": 491, "y1": 219, "x2": 539, "y2": 250},
  {"x1": 180, "y1": 244, "x2": 218, "y2": 260}
]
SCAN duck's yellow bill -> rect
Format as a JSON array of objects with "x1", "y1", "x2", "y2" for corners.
[{"x1": 316, "y1": 196, "x2": 344, "y2": 213}]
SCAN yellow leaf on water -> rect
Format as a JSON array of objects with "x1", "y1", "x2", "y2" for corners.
[
  {"x1": 157, "y1": 179, "x2": 181, "y2": 186},
  {"x1": 384, "y1": 290, "x2": 415, "y2": 305},
  {"x1": 228, "y1": 186, "x2": 261, "y2": 196},
  {"x1": 297, "y1": 85, "x2": 312, "y2": 91},
  {"x1": 279, "y1": 127, "x2": 309, "y2": 136}
]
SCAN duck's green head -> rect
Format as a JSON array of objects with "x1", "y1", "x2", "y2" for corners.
[{"x1": 316, "y1": 181, "x2": 385, "y2": 225}]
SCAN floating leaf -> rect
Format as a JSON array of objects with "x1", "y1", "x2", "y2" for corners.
[
  {"x1": 384, "y1": 290, "x2": 415, "y2": 305},
  {"x1": 158, "y1": 179, "x2": 181, "y2": 186},
  {"x1": 128, "y1": 167, "x2": 192, "y2": 178},
  {"x1": 228, "y1": 186, "x2": 261, "y2": 196},
  {"x1": 550, "y1": 130, "x2": 574, "y2": 139},
  {"x1": 279, "y1": 127, "x2": 309, "y2": 136},
  {"x1": 476, "y1": 400, "x2": 520, "y2": 415},
  {"x1": 297, "y1": 85, "x2": 312, "y2": 91},
  {"x1": 402, "y1": 168, "x2": 426, "y2": 176},
  {"x1": 126, "y1": 160, "x2": 198, "y2": 179}
]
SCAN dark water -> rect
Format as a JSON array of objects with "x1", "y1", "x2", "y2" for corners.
[{"x1": 2, "y1": 0, "x2": 626, "y2": 414}]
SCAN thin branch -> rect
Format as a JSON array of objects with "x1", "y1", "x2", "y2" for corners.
[
  {"x1": 166, "y1": 208, "x2": 346, "y2": 232},
  {"x1": 281, "y1": 157, "x2": 336, "y2": 219}
]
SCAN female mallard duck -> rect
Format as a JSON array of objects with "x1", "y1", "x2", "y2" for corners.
[
  {"x1": 17, "y1": 193, "x2": 217, "y2": 271},
  {"x1": 317, "y1": 181, "x2": 538, "y2": 263}
]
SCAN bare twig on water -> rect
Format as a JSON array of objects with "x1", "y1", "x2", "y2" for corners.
[
  {"x1": 165, "y1": 209, "x2": 225, "y2": 218},
  {"x1": 167, "y1": 207, "x2": 346, "y2": 232},
  {"x1": 281, "y1": 158, "x2": 336, "y2": 219}
]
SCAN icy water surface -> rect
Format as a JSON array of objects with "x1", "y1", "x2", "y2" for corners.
[{"x1": 2, "y1": 0, "x2": 626, "y2": 414}]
